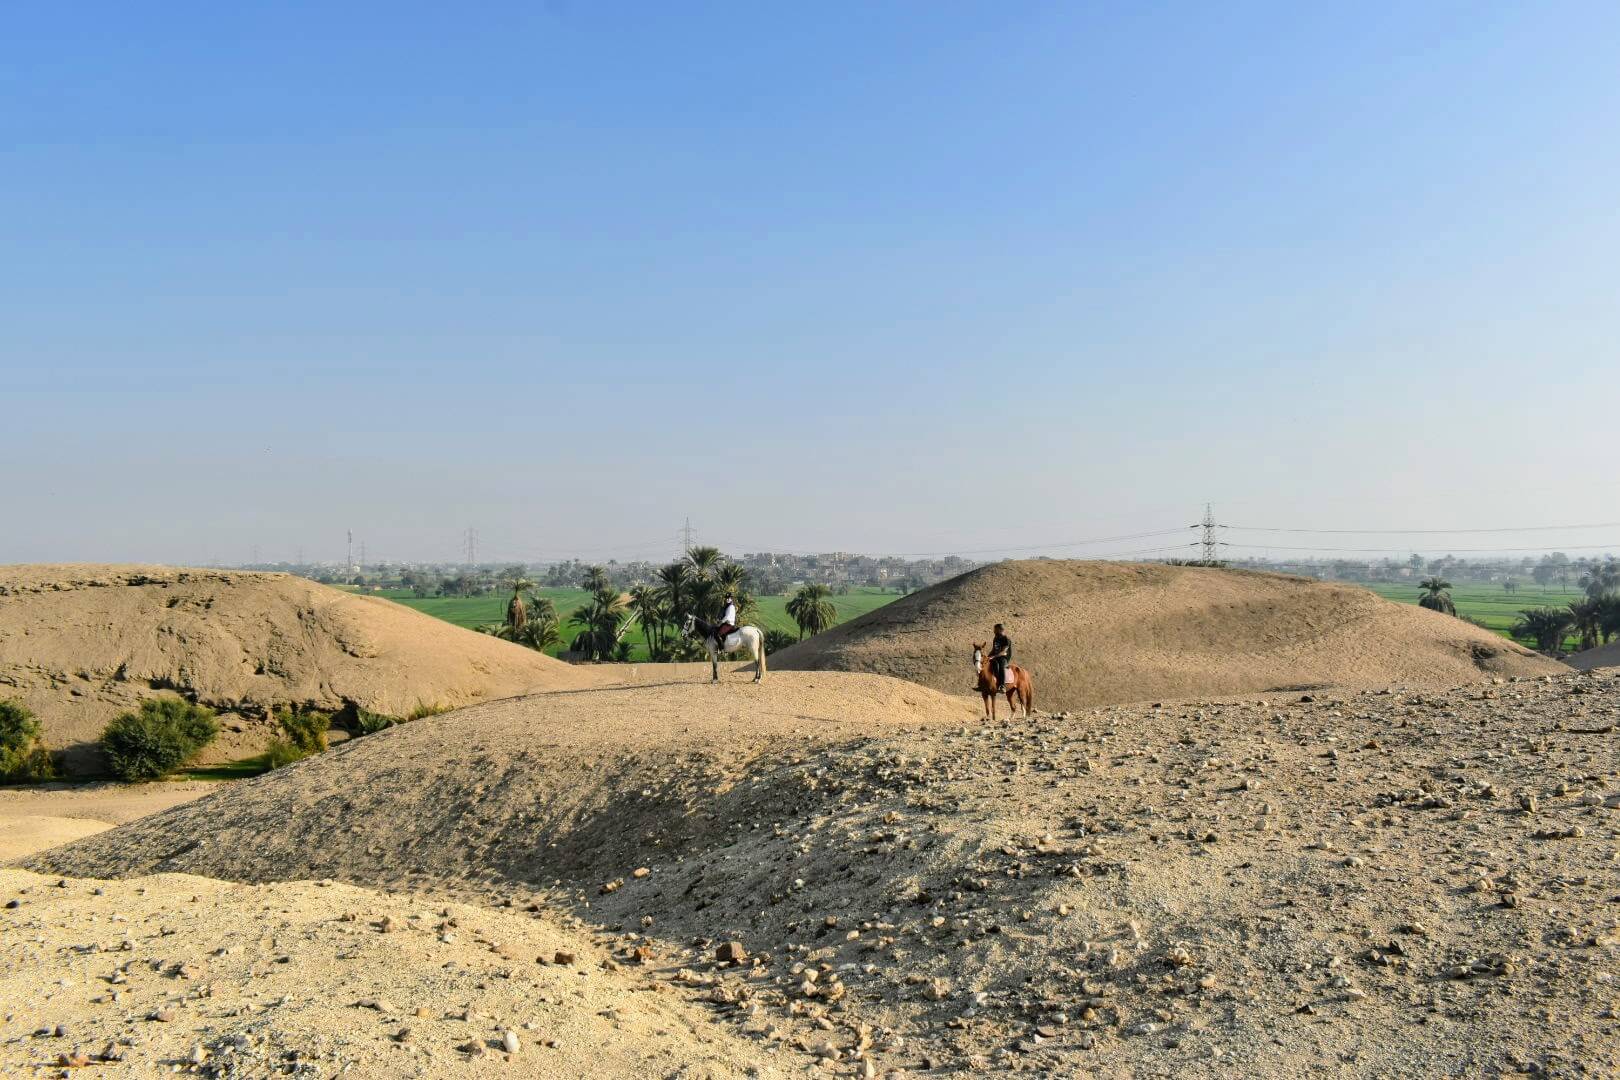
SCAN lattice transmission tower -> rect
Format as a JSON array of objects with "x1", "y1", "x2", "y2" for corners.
[{"x1": 1192, "y1": 503, "x2": 1224, "y2": 564}]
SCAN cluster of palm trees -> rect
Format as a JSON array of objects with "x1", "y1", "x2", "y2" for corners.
[
  {"x1": 475, "y1": 574, "x2": 564, "y2": 652},
  {"x1": 618, "y1": 546, "x2": 753, "y2": 661},
  {"x1": 1513, "y1": 558, "x2": 1620, "y2": 655},
  {"x1": 477, "y1": 549, "x2": 849, "y2": 662}
]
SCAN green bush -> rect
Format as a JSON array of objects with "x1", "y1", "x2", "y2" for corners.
[
  {"x1": 0, "y1": 699, "x2": 58, "y2": 783},
  {"x1": 353, "y1": 708, "x2": 400, "y2": 735},
  {"x1": 405, "y1": 702, "x2": 450, "y2": 721},
  {"x1": 275, "y1": 708, "x2": 330, "y2": 754},
  {"x1": 264, "y1": 738, "x2": 305, "y2": 770},
  {"x1": 100, "y1": 697, "x2": 219, "y2": 782}
]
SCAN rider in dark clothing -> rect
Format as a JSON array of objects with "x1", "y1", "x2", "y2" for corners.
[{"x1": 989, "y1": 624, "x2": 1012, "y2": 690}]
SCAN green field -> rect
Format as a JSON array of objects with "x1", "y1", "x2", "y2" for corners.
[
  {"x1": 363, "y1": 585, "x2": 901, "y2": 661},
  {"x1": 1364, "y1": 581, "x2": 1587, "y2": 652}
]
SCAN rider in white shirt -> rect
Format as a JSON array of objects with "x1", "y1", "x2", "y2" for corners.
[{"x1": 715, "y1": 595, "x2": 738, "y2": 645}]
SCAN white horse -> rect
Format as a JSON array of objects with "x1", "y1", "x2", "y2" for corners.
[{"x1": 682, "y1": 613, "x2": 766, "y2": 683}]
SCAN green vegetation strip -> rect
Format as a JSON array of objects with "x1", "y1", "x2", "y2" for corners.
[
  {"x1": 372, "y1": 586, "x2": 901, "y2": 660},
  {"x1": 1364, "y1": 582, "x2": 1586, "y2": 652}
]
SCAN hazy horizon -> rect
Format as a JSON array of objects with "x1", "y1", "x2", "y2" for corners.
[{"x1": 6, "y1": 3, "x2": 1618, "y2": 567}]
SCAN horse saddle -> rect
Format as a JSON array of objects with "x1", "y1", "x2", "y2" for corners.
[{"x1": 714, "y1": 630, "x2": 743, "y2": 651}]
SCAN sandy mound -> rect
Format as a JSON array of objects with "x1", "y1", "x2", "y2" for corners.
[
  {"x1": 22, "y1": 672, "x2": 979, "y2": 889},
  {"x1": 29, "y1": 665, "x2": 1620, "y2": 1076},
  {"x1": 0, "y1": 564, "x2": 600, "y2": 772},
  {"x1": 0, "y1": 782, "x2": 217, "y2": 861},
  {"x1": 0, "y1": 868, "x2": 772, "y2": 1078},
  {"x1": 1568, "y1": 640, "x2": 1620, "y2": 671},
  {"x1": 771, "y1": 560, "x2": 1562, "y2": 705}
]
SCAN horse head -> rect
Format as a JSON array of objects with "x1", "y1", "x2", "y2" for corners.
[
  {"x1": 972, "y1": 643, "x2": 985, "y2": 672},
  {"x1": 681, "y1": 613, "x2": 697, "y2": 637}
]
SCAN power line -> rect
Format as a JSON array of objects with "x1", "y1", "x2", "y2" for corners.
[
  {"x1": 708, "y1": 527, "x2": 1191, "y2": 559},
  {"x1": 1228, "y1": 520, "x2": 1620, "y2": 535},
  {"x1": 1224, "y1": 540, "x2": 1620, "y2": 554}
]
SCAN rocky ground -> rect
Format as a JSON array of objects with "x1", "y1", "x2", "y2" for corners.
[
  {"x1": 14, "y1": 669, "x2": 1620, "y2": 1077},
  {"x1": 0, "y1": 869, "x2": 771, "y2": 1078}
]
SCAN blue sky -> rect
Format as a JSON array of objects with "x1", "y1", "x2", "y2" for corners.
[{"x1": 4, "y1": 2, "x2": 1618, "y2": 566}]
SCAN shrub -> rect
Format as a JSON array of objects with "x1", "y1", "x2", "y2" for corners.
[
  {"x1": 405, "y1": 702, "x2": 450, "y2": 721},
  {"x1": 261, "y1": 708, "x2": 331, "y2": 769},
  {"x1": 264, "y1": 738, "x2": 306, "y2": 770},
  {"x1": 100, "y1": 697, "x2": 219, "y2": 782},
  {"x1": 0, "y1": 699, "x2": 57, "y2": 783},
  {"x1": 353, "y1": 708, "x2": 400, "y2": 735},
  {"x1": 762, "y1": 629, "x2": 797, "y2": 655},
  {"x1": 275, "y1": 708, "x2": 330, "y2": 754}
]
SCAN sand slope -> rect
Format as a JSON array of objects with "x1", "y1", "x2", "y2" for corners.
[
  {"x1": 0, "y1": 782, "x2": 217, "y2": 862},
  {"x1": 21, "y1": 672, "x2": 978, "y2": 890},
  {"x1": 0, "y1": 564, "x2": 599, "y2": 772},
  {"x1": 771, "y1": 560, "x2": 1562, "y2": 705},
  {"x1": 1568, "y1": 639, "x2": 1620, "y2": 671}
]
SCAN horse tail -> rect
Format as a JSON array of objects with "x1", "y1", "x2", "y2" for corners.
[{"x1": 757, "y1": 627, "x2": 767, "y2": 677}]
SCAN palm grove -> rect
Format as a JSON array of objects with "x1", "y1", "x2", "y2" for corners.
[
  {"x1": 476, "y1": 546, "x2": 839, "y2": 661},
  {"x1": 1418, "y1": 557, "x2": 1620, "y2": 655}
]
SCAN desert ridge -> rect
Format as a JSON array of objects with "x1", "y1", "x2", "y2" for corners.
[
  {"x1": 772, "y1": 559, "x2": 1563, "y2": 703},
  {"x1": 0, "y1": 564, "x2": 603, "y2": 772}
]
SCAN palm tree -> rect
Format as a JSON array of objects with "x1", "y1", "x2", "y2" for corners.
[
  {"x1": 1569, "y1": 598, "x2": 1603, "y2": 652},
  {"x1": 714, "y1": 562, "x2": 756, "y2": 619},
  {"x1": 514, "y1": 612, "x2": 563, "y2": 653},
  {"x1": 627, "y1": 584, "x2": 665, "y2": 655},
  {"x1": 1513, "y1": 607, "x2": 1574, "y2": 655},
  {"x1": 686, "y1": 575, "x2": 719, "y2": 629},
  {"x1": 504, "y1": 577, "x2": 535, "y2": 630},
  {"x1": 1417, "y1": 577, "x2": 1456, "y2": 616},
  {"x1": 763, "y1": 628, "x2": 798, "y2": 655},
  {"x1": 1600, "y1": 594, "x2": 1620, "y2": 645},
  {"x1": 582, "y1": 565, "x2": 611, "y2": 595},
  {"x1": 570, "y1": 586, "x2": 628, "y2": 661},
  {"x1": 657, "y1": 561, "x2": 692, "y2": 625},
  {"x1": 685, "y1": 545, "x2": 723, "y2": 579},
  {"x1": 786, "y1": 583, "x2": 837, "y2": 640},
  {"x1": 1580, "y1": 558, "x2": 1620, "y2": 600}
]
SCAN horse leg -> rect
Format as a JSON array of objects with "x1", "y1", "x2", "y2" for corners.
[{"x1": 709, "y1": 643, "x2": 719, "y2": 682}]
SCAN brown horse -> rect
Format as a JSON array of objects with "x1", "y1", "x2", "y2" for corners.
[{"x1": 973, "y1": 643, "x2": 1033, "y2": 720}]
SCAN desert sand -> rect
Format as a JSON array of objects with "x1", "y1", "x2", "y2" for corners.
[
  {"x1": 0, "y1": 782, "x2": 216, "y2": 862},
  {"x1": 16, "y1": 666, "x2": 1620, "y2": 1077},
  {"x1": 772, "y1": 560, "x2": 1563, "y2": 705}
]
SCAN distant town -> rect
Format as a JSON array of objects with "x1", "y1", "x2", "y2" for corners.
[{"x1": 232, "y1": 550, "x2": 1606, "y2": 597}]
